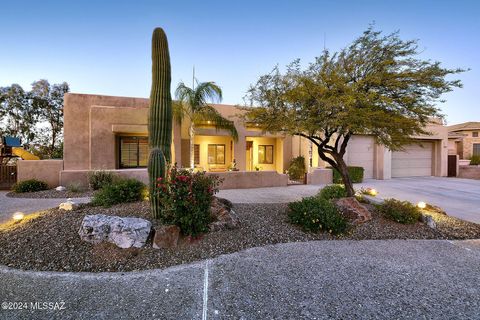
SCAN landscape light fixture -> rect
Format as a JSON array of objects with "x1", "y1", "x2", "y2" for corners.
[
  {"x1": 417, "y1": 201, "x2": 427, "y2": 209},
  {"x1": 12, "y1": 212, "x2": 24, "y2": 221}
]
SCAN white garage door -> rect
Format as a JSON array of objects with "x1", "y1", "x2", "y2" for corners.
[
  {"x1": 346, "y1": 135, "x2": 375, "y2": 179},
  {"x1": 392, "y1": 142, "x2": 433, "y2": 177}
]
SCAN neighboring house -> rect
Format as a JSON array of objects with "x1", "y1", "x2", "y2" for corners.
[
  {"x1": 448, "y1": 122, "x2": 480, "y2": 159},
  {"x1": 16, "y1": 93, "x2": 449, "y2": 188}
]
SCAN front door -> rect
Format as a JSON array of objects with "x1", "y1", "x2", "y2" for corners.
[
  {"x1": 246, "y1": 141, "x2": 253, "y2": 171},
  {"x1": 448, "y1": 155, "x2": 458, "y2": 177}
]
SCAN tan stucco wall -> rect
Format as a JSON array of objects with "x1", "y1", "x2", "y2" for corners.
[
  {"x1": 60, "y1": 168, "x2": 149, "y2": 188},
  {"x1": 206, "y1": 171, "x2": 288, "y2": 189},
  {"x1": 17, "y1": 160, "x2": 64, "y2": 187},
  {"x1": 58, "y1": 93, "x2": 448, "y2": 186},
  {"x1": 451, "y1": 130, "x2": 480, "y2": 159},
  {"x1": 459, "y1": 166, "x2": 480, "y2": 179},
  {"x1": 306, "y1": 168, "x2": 333, "y2": 185},
  {"x1": 194, "y1": 135, "x2": 233, "y2": 171},
  {"x1": 297, "y1": 122, "x2": 448, "y2": 180},
  {"x1": 63, "y1": 93, "x2": 181, "y2": 171},
  {"x1": 246, "y1": 136, "x2": 279, "y2": 172}
]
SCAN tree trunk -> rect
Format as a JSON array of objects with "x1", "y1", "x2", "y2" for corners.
[
  {"x1": 189, "y1": 124, "x2": 195, "y2": 169},
  {"x1": 335, "y1": 156, "x2": 355, "y2": 197},
  {"x1": 50, "y1": 131, "x2": 56, "y2": 158}
]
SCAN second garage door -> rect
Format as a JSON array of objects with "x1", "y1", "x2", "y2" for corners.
[
  {"x1": 392, "y1": 142, "x2": 433, "y2": 177},
  {"x1": 347, "y1": 135, "x2": 375, "y2": 179}
]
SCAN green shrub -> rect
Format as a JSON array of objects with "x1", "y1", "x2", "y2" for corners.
[
  {"x1": 92, "y1": 178, "x2": 145, "y2": 207},
  {"x1": 12, "y1": 179, "x2": 48, "y2": 193},
  {"x1": 318, "y1": 184, "x2": 347, "y2": 200},
  {"x1": 469, "y1": 155, "x2": 480, "y2": 165},
  {"x1": 330, "y1": 166, "x2": 364, "y2": 183},
  {"x1": 88, "y1": 170, "x2": 116, "y2": 190},
  {"x1": 153, "y1": 166, "x2": 222, "y2": 236},
  {"x1": 288, "y1": 197, "x2": 347, "y2": 234},
  {"x1": 377, "y1": 199, "x2": 421, "y2": 224},
  {"x1": 287, "y1": 156, "x2": 306, "y2": 180},
  {"x1": 67, "y1": 182, "x2": 84, "y2": 193}
]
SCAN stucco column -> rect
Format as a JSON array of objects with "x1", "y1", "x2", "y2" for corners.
[
  {"x1": 234, "y1": 134, "x2": 246, "y2": 171},
  {"x1": 374, "y1": 144, "x2": 391, "y2": 180},
  {"x1": 173, "y1": 121, "x2": 182, "y2": 166}
]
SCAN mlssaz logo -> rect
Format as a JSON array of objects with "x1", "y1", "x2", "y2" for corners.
[{"x1": 30, "y1": 301, "x2": 66, "y2": 311}]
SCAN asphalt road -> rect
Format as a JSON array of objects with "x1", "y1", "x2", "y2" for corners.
[{"x1": 1, "y1": 239, "x2": 479, "y2": 319}]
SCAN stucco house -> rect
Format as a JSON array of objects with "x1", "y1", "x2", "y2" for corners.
[
  {"x1": 17, "y1": 93, "x2": 449, "y2": 189},
  {"x1": 448, "y1": 122, "x2": 480, "y2": 159}
]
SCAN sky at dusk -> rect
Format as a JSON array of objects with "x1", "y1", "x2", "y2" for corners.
[{"x1": 1, "y1": 0, "x2": 478, "y2": 124}]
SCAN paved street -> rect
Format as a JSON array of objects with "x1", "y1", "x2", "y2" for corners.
[{"x1": 1, "y1": 240, "x2": 479, "y2": 319}]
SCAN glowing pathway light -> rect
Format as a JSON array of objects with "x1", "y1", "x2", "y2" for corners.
[
  {"x1": 12, "y1": 212, "x2": 25, "y2": 221},
  {"x1": 417, "y1": 201, "x2": 427, "y2": 209},
  {"x1": 369, "y1": 189, "x2": 378, "y2": 196}
]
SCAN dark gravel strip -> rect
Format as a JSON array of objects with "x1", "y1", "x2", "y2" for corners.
[{"x1": 0, "y1": 201, "x2": 479, "y2": 273}]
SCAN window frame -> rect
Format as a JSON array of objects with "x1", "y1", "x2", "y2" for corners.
[
  {"x1": 207, "y1": 144, "x2": 226, "y2": 165},
  {"x1": 258, "y1": 145, "x2": 274, "y2": 164},
  {"x1": 472, "y1": 131, "x2": 479, "y2": 138},
  {"x1": 473, "y1": 143, "x2": 480, "y2": 156},
  {"x1": 118, "y1": 136, "x2": 149, "y2": 169},
  {"x1": 194, "y1": 144, "x2": 200, "y2": 165}
]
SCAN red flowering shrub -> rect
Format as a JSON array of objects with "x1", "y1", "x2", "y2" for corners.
[{"x1": 153, "y1": 166, "x2": 222, "y2": 236}]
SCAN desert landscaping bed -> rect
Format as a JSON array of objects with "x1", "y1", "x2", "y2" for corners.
[
  {"x1": 6, "y1": 189, "x2": 94, "y2": 199},
  {"x1": 1, "y1": 200, "x2": 479, "y2": 273}
]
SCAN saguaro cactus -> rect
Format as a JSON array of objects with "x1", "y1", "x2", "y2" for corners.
[{"x1": 148, "y1": 27, "x2": 172, "y2": 219}]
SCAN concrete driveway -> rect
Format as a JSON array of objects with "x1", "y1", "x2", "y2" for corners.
[
  {"x1": 218, "y1": 177, "x2": 480, "y2": 224},
  {"x1": 0, "y1": 192, "x2": 90, "y2": 224},
  {"x1": 0, "y1": 239, "x2": 479, "y2": 319},
  {"x1": 357, "y1": 177, "x2": 480, "y2": 223}
]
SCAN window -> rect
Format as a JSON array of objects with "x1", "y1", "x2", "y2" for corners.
[
  {"x1": 194, "y1": 144, "x2": 200, "y2": 165},
  {"x1": 258, "y1": 145, "x2": 274, "y2": 164},
  {"x1": 473, "y1": 144, "x2": 480, "y2": 156},
  {"x1": 473, "y1": 132, "x2": 479, "y2": 138},
  {"x1": 208, "y1": 144, "x2": 225, "y2": 164},
  {"x1": 119, "y1": 136, "x2": 149, "y2": 168}
]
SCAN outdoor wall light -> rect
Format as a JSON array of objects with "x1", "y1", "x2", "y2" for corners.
[
  {"x1": 417, "y1": 201, "x2": 427, "y2": 209},
  {"x1": 12, "y1": 212, "x2": 25, "y2": 221}
]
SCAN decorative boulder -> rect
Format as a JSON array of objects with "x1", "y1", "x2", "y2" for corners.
[
  {"x1": 56, "y1": 186, "x2": 66, "y2": 191},
  {"x1": 59, "y1": 200, "x2": 78, "y2": 211},
  {"x1": 335, "y1": 197, "x2": 372, "y2": 224},
  {"x1": 153, "y1": 225, "x2": 181, "y2": 249},
  {"x1": 422, "y1": 214, "x2": 437, "y2": 229},
  {"x1": 79, "y1": 215, "x2": 152, "y2": 249},
  {"x1": 209, "y1": 197, "x2": 240, "y2": 232}
]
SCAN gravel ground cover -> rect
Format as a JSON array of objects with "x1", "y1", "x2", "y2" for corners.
[
  {"x1": 6, "y1": 189, "x2": 94, "y2": 199},
  {"x1": 0, "y1": 201, "x2": 479, "y2": 272}
]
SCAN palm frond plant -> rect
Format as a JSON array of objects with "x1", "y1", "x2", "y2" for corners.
[{"x1": 175, "y1": 80, "x2": 238, "y2": 168}]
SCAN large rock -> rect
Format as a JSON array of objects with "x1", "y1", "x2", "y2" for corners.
[
  {"x1": 153, "y1": 225, "x2": 181, "y2": 249},
  {"x1": 209, "y1": 197, "x2": 240, "y2": 232},
  {"x1": 335, "y1": 197, "x2": 372, "y2": 224},
  {"x1": 79, "y1": 215, "x2": 152, "y2": 249},
  {"x1": 59, "y1": 200, "x2": 78, "y2": 211},
  {"x1": 422, "y1": 214, "x2": 437, "y2": 229}
]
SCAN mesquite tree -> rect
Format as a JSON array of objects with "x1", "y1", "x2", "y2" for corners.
[
  {"x1": 148, "y1": 27, "x2": 172, "y2": 219},
  {"x1": 246, "y1": 28, "x2": 464, "y2": 196}
]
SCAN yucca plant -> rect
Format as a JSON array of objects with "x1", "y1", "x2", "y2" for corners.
[{"x1": 148, "y1": 27, "x2": 172, "y2": 219}]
